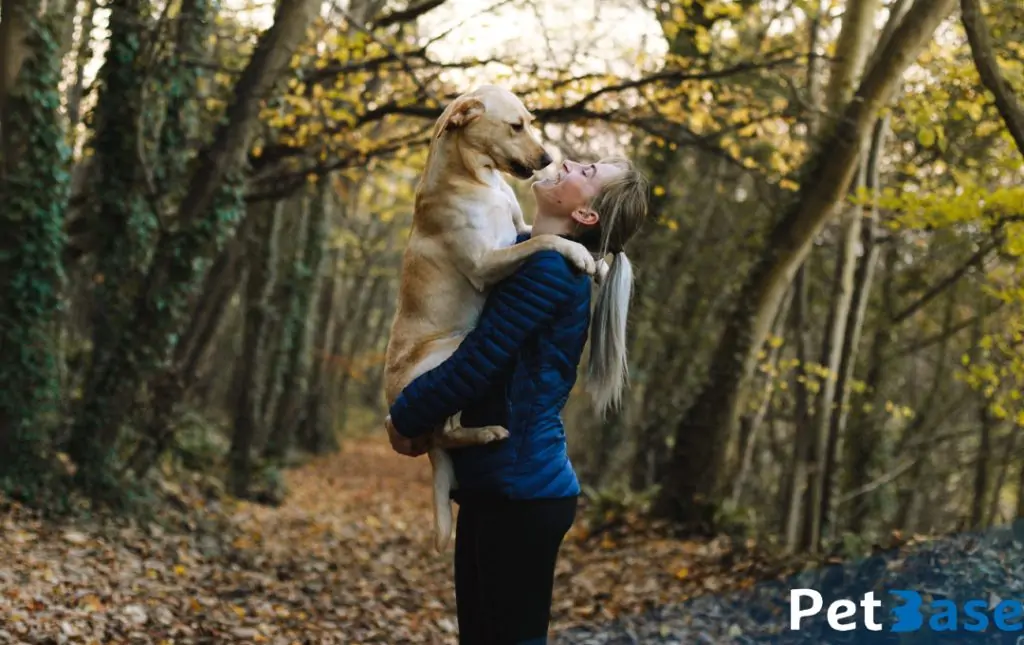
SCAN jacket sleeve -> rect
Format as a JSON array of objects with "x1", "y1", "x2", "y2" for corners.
[{"x1": 389, "y1": 251, "x2": 580, "y2": 438}]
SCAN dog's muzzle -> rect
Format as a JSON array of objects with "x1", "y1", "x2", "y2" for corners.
[{"x1": 509, "y1": 160, "x2": 535, "y2": 179}]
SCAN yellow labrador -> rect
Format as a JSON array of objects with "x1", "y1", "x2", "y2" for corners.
[{"x1": 384, "y1": 85, "x2": 598, "y2": 551}]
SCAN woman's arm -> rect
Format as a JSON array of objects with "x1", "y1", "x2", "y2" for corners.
[{"x1": 389, "y1": 250, "x2": 583, "y2": 439}]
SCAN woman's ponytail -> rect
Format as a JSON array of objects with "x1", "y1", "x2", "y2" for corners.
[
  {"x1": 578, "y1": 156, "x2": 649, "y2": 417},
  {"x1": 587, "y1": 250, "x2": 634, "y2": 416}
]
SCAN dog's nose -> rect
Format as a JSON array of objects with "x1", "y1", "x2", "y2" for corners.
[{"x1": 537, "y1": 152, "x2": 553, "y2": 169}]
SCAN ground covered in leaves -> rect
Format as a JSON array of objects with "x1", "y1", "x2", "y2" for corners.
[{"x1": 3, "y1": 437, "x2": 1023, "y2": 644}]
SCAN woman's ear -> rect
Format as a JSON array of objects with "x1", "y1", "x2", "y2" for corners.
[{"x1": 571, "y1": 207, "x2": 600, "y2": 227}]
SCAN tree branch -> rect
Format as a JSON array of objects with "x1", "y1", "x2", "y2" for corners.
[
  {"x1": 255, "y1": 54, "x2": 806, "y2": 173},
  {"x1": 370, "y1": 0, "x2": 446, "y2": 29},
  {"x1": 884, "y1": 305, "x2": 1002, "y2": 364},
  {"x1": 890, "y1": 237, "x2": 998, "y2": 324},
  {"x1": 960, "y1": 0, "x2": 1024, "y2": 155},
  {"x1": 173, "y1": 0, "x2": 320, "y2": 230}
]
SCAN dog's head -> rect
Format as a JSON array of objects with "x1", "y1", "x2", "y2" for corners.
[{"x1": 434, "y1": 85, "x2": 552, "y2": 179}]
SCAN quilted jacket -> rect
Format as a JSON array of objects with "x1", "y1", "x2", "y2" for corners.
[{"x1": 388, "y1": 234, "x2": 589, "y2": 501}]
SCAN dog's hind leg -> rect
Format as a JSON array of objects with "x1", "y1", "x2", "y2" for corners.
[{"x1": 437, "y1": 412, "x2": 510, "y2": 447}]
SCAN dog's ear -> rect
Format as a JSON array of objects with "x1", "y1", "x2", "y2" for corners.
[{"x1": 436, "y1": 97, "x2": 485, "y2": 138}]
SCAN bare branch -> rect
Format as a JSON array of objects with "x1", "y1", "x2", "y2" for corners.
[
  {"x1": 891, "y1": 237, "x2": 999, "y2": 324},
  {"x1": 370, "y1": 0, "x2": 446, "y2": 29}
]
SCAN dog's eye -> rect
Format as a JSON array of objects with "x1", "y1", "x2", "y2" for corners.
[{"x1": 510, "y1": 122, "x2": 524, "y2": 132}]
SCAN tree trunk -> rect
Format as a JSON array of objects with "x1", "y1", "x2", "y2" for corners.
[
  {"x1": 334, "y1": 274, "x2": 386, "y2": 430},
  {"x1": 1016, "y1": 457, "x2": 1024, "y2": 521},
  {"x1": 803, "y1": 171, "x2": 865, "y2": 552},
  {"x1": 229, "y1": 202, "x2": 282, "y2": 497},
  {"x1": 298, "y1": 248, "x2": 342, "y2": 454},
  {"x1": 120, "y1": 0, "x2": 223, "y2": 476},
  {"x1": 177, "y1": 220, "x2": 252, "y2": 381},
  {"x1": 627, "y1": 158, "x2": 724, "y2": 491},
  {"x1": 777, "y1": 4, "x2": 826, "y2": 548},
  {"x1": 265, "y1": 184, "x2": 331, "y2": 460},
  {"x1": 970, "y1": 312, "x2": 992, "y2": 530},
  {"x1": 360, "y1": 284, "x2": 396, "y2": 406},
  {"x1": 819, "y1": 115, "x2": 889, "y2": 544},
  {"x1": 730, "y1": 288, "x2": 792, "y2": 506},
  {"x1": 73, "y1": 0, "x2": 153, "y2": 421},
  {"x1": 782, "y1": 264, "x2": 814, "y2": 550},
  {"x1": 823, "y1": 0, "x2": 881, "y2": 113},
  {"x1": 0, "y1": 6, "x2": 70, "y2": 489},
  {"x1": 846, "y1": 242, "x2": 897, "y2": 532},
  {"x1": 128, "y1": 216, "x2": 252, "y2": 475},
  {"x1": 894, "y1": 290, "x2": 957, "y2": 530},
  {"x1": 960, "y1": 0, "x2": 1024, "y2": 155},
  {"x1": 987, "y1": 426, "x2": 1019, "y2": 527},
  {"x1": 808, "y1": 112, "x2": 893, "y2": 549},
  {"x1": 154, "y1": 0, "x2": 208, "y2": 199},
  {"x1": 652, "y1": 0, "x2": 958, "y2": 530},
  {"x1": 806, "y1": 0, "x2": 882, "y2": 551},
  {"x1": 67, "y1": 0, "x2": 321, "y2": 496},
  {"x1": 971, "y1": 401, "x2": 993, "y2": 530}
]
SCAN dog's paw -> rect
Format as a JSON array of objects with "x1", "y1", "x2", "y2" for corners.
[
  {"x1": 563, "y1": 243, "x2": 597, "y2": 276},
  {"x1": 478, "y1": 426, "x2": 510, "y2": 443},
  {"x1": 439, "y1": 423, "x2": 509, "y2": 447}
]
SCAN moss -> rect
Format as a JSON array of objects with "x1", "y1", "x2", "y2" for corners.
[
  {"x1": 70, "y1": 174, "x2": 246, "y2": 499},
  {"x1": 69, "y1": 0, "x2": 220, "y2": 495},
  {"x1": 0, "y1": 13, "x2": 72, "y2": 496}
]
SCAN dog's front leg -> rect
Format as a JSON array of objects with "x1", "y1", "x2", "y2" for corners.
[
  {"x1": 510, "y1": 202, "x2": 532, "y2": 237},
  {"x1": 503, "y1": 180, "x2": 532, "y2": 237},
  {"x1": 458, "y1": 234, "x2": 597, "y2": 290}
]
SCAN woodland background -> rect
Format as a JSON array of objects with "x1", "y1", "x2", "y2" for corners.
[{"x1": 1, "y1": 0, "x2": 1024, "y2": 641}]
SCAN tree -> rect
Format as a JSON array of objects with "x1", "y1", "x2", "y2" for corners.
[
  {"x1": 0, "y1": 0, "x2": 71, "y2": 494},
  {"x1": 960, "y1": 0, "x2": 1024, "y2": 156},
  {"x1": 67, "y1": 0, "x2": 322, "y2": 496},
  {"x1": 653, "y1": 0, "x2": 960, "y2": 531}
]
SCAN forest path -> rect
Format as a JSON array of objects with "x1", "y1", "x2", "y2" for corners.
[{"x1": 1, "y1": 437, "x2": 787, "y2": 644}]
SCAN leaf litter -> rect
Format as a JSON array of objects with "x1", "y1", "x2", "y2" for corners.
[{"x1": 3, "y1": 437, "x2": 1023, "y2": 644}]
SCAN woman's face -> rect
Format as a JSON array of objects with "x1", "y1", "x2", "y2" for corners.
[{"x1": 532, "y1": 159, "x2": 625, "y2": 219}]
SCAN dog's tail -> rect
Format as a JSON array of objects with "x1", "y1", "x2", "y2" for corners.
[{"x1": 428, "y1": 447, "x2": 455, "y2": 552}]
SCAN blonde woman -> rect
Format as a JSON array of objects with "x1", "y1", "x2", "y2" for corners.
[{"x1": 386, "y1": 158, "x2": 650, "y2": 645}]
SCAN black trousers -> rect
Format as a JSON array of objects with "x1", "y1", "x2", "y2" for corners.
[{"x1": 453, "y1": 494, "x2": 578, "y2": 645}]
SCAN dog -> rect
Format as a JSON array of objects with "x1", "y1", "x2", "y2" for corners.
[{"x1": 383, "y1": 85, "x2": 599, "y2": 552}]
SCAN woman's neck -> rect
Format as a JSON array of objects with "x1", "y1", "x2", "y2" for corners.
[{"x1": 530, "y1": 210, "x2": 576, "y2": 238}]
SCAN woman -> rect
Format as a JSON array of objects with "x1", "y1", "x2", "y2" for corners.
[{"x1": 386, "y1": 157, "x2": 650, "y2": 644}]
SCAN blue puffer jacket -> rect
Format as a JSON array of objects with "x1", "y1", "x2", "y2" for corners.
[{"x1": 388, "y1": 234, "x2": 589, "y2": 501}]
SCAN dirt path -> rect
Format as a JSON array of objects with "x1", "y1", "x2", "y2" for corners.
[{"x1": 0, "y1": 437, "x2": 767, "y2": 644}]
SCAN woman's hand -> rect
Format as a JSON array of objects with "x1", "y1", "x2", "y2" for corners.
[{"x1": 385, "y1": 415, "x2": 429, "y2": 457}]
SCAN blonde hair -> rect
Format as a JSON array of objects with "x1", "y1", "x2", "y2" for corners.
[{"x1": 575, "y1": 157, "x2": 650, "y2": 416}]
